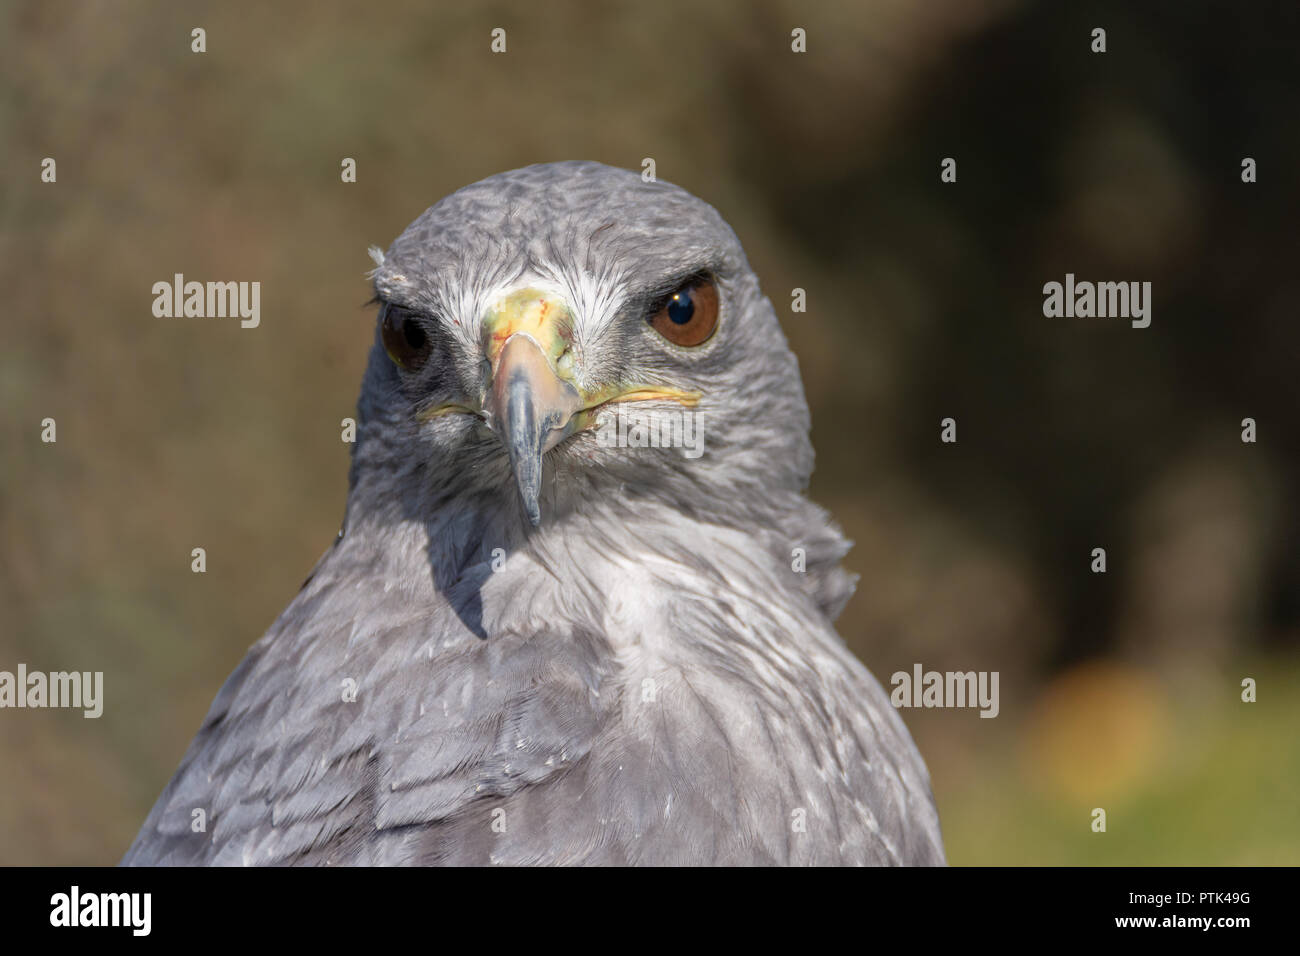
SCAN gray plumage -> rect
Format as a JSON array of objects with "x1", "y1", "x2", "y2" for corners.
[{"x1": 123, "y1": 161, "x2": 945, "y2": 866}]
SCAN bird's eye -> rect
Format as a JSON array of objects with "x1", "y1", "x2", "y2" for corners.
[
  {"x1": 379, "y1": 303, "x2": 432, "y2": 370},
  {"x1": 648, "y1": 278, "x2": 719, "y2": 347}
]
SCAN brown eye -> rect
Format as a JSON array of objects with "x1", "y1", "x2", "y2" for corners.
[
  {"x1": 648, "y1": 278, "x2": 719, "y2": 347},
  {"x1": 380, "y1": 303, "x2": 431, "y2": 370}
]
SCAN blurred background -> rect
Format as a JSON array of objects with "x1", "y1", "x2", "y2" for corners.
[{"x1": 2, "y1": 0, "x2": 1297, "y2": 865}]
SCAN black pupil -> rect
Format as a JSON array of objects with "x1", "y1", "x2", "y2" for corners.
[
  {"x1": 402, "y1": 318, "x2": 426, "y2": 351},
  {"x1": 666, "y1": 289, "x2": 695, "y2": 325}
]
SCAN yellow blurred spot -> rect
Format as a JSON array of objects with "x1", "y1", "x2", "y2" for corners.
[{"x1": 1022, "y1": 660, "x2": 1170, "y2": 804}]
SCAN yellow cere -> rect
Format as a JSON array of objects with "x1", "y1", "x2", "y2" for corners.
[{"x1": 481, "y1": 287, "x2": 575, "y2": 369}]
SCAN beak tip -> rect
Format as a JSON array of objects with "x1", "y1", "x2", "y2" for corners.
[{"x1": 524, "y1": 496, "x2": 541, "y2": 526}]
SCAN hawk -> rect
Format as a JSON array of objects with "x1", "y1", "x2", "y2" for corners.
[{"x1": 124, "y1": 162, "x2": 945, "y2": 865}]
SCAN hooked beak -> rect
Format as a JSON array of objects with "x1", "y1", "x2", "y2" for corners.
[
  {"x1": 483, "y1": 289, "x2": 583, "y2": 525},
  {"x1": 490, "y1": 333, "x2": 583, "y2": 525},
  {"x1": 480, "y1": 286, "x2": 702, "y2": 526}
]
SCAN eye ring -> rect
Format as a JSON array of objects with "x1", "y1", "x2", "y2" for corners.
[
  {"x1": 648, "y1": 278, "x2": 719, "y2": 348},
  {"x1": 379, "y1": 302, "x2": 432, "y2": 370}
]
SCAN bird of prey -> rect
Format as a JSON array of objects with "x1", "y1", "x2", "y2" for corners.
[{"x1": 124, "y1": 161, "x2": 945, "y2": 866}]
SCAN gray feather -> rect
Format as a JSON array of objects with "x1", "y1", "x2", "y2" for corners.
[{"x1": 123, "y1": 162, "x2": 945, "y2": 866}]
